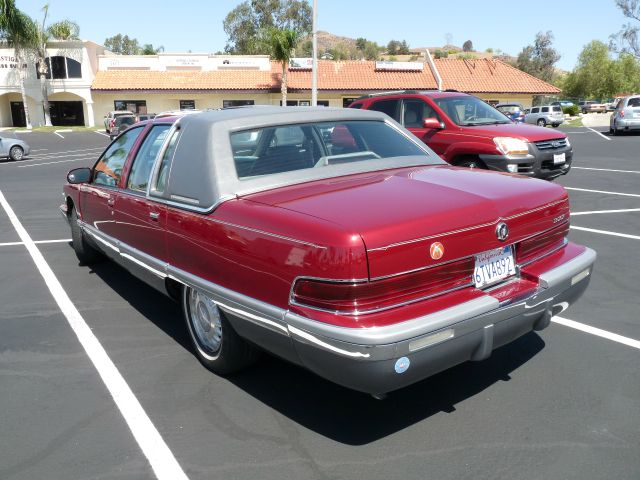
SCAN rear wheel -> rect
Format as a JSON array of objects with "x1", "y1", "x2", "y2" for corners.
[
  {"x1": 552, "y1": 123, "x2": 559, "y2": 128},
  {"x1": 9, "y1": 145, "x2": 23, "y2": 161},
  {"x1": 183, "y1": 286, "x2": 259, "y2": 374},
  {"x1": 537, "y1": 118, "x2": 547, "y2": 127},
  {"x1": 70, "y1": 207, "x2": 101, "y2": 265}
]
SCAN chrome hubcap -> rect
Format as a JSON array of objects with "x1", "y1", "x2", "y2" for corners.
[
  {"x1": 11, "y1": 148, "x2": 22, "y2": 160},
  {"x1": 188, "y1": 289, "x2": 222, "y2": 354}
]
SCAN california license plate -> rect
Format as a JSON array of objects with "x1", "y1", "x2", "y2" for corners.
[
  {"x1": 474, "y1": 246, "x2": 516, "y2": 288},
  {"x1": 553, "y1": 153, "x2": 566, "y2": 164}
]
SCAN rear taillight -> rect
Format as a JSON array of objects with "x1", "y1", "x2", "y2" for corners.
[
  {"x1": 517, "y1": 221, "x2": 569, "y2": 265},
  {"x1": 619, "y1": 110, "x2": 625, "y2": 118},
  {"x1": 110, "y1": 119, "x2": 116, "y2": 127},
  {"x1": 291, "y1": 258, "x2": 474, "y2": 314}
]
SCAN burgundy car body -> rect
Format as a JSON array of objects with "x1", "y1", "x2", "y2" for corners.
[{"x1": 61, "y1": 108, "x2": 595, "y2": 395}]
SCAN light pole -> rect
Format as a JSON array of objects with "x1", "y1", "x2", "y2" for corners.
[{"x1": 311, "y1": 0, "x2": 318, "y2": 106}]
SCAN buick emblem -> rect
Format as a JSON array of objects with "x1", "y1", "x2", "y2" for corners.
[
  {"x1": 496, "y1": 222, "x2": 509, "y2": 241},
  {"x1": 429, "y1": 242, "x2": 444, "y2": 260}
]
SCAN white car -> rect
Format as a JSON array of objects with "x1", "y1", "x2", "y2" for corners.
[{"x1": 524, "y1": 105, "x2": 564, "y2": 127}]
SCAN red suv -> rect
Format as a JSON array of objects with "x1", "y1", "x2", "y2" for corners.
[{"x1": 349, "y1": 91, "x2": 572, "y2": 180}]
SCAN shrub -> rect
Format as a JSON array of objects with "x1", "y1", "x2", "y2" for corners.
[{"x1": 562, "y1": 105, "x2": 579, "y2": 116}]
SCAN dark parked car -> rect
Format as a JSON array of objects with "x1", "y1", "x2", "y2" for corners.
[
  {"x1": 495, "y1": 103, "x2": 525, "y2": 123},
  {"x1": 61, "y1": 108, "x2": 595, "y2": 396},
  {"x1": 109, "y1": 115, "x2": 136, "y2": 140},
  {"x1": 349, "y1": 91, "x2": 572, "y2": 180}
]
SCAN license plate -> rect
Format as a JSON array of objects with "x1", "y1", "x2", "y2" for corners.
[
  {"x1": 633, "y1": 113, "x2": 640, "y2": 118},
  {"x1": 553, "y1": 153, "x2": 566, "y2": 164},
  {"x1": 474, "y1": 246, "x2": 516, "y2": 288}
]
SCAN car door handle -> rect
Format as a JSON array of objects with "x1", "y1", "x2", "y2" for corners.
[
  {"x1": 107, "y1": 197, "x2": 115, "y2": 206},
  {"x1": 149, "y1": 212, "x2": 160, "y2": 221}
]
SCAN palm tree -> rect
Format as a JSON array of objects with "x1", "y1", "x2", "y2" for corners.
[
  {"x1": 35, "y1": 8, "x2": 81, "y2": 126},
  {"x1": 0, "y1": 0, "x2": 37, "y2": 128},
  {"x1": 266, "y1": 28, "x2": 298, "y2": 106}
]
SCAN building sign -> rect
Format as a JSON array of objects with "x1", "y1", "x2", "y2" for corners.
[
  {"x1": 216, "y1": 58, "x2": 263, "y2": 70},
  {"x1": 289, "y1": 58, "x2": 313, "y2": 70},
  {"x1": 375, "y1": 61, "x2": 423, "y2": 71},
  {"x1": 0, "y1": 56, "x2": 27, "y2": 69}
]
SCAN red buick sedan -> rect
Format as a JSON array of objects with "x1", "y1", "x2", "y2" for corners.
[{"x1": 61, "y1": 107, "x2": 595, "y2": 396}]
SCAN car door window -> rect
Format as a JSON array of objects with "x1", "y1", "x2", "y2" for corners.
[
  {"x1": 541, "y1": 107, "x2": 549, "y2": 113},
  {"x1": 126, "y1": 125, "x2": 171, "y2": 193},
  {"x1": 368, "y1": 99, "x2": 401, "y2": 121},
  {"x1": 402, "y1": 99, "x2": 440, "y2": 128},
  {"x1": 93, "y1": 126, "x2": 144, "y2": 187},
  {"x1": 531, "y1": 107, "x2": 539, "y2": 114}
]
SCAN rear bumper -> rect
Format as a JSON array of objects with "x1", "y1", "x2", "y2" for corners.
[
  {"x1": 283, "y1": 247, "x2": 595, "y2": 394},
  {"x1": 613, "y1": 118, "x2": 640, "y2": 130}
]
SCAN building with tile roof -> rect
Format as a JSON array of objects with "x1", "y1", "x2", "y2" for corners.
[{"x1": 0, "y1": 42, "x2": 560, "y2": 128}]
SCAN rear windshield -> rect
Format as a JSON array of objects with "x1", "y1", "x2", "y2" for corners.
[
  {"x1": 230, "y1": 120, "x2": 439, "y2": 179},
  {"x1": 552, "y1": 106, "x2": 562, "y2": 112},
  {"x1": 433, "y1": 96, "x2": 511, "y2": 126},
  {"x1": 497, "y1": 105, "x2": 521, "y2": 114},
  {"x1": 627, "y1": 97, "x2": 640, "y2": 108}
]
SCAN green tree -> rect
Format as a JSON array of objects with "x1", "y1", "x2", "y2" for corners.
[
  {"x1": 265, "y1": 27, "x2": 298, "y2": 104},
  {"x1": 140, "y1": 43, "x2": 164, "y2": 55},
  {"x1": 462, "y1": 40, "x2": 473, "y2": 52},
  {"x1": 47, "y1": 18, "x2": 79, "y2": 40},
  {"x1": 398, "y1": 40, "x2": 410, "y2": 55},
  {"x1": 104, "y1": 34, "x2": 140, "y2": 54},
  {"x1": 611, "y1": 0, "x2": 640, "y2": 58},
  {"x1": 0, "y1": 0, "x2": 37, "y2": 128},
  {"x1": 386, "y1": 39, "x2": 400, "y2": 55},
  {"x1": 516, "y1": 31, "x2": 560, "y2": 82},
  {"x1": 223, "y1": 0, "x2": 311, "y2": 54},
  {"x1": 563, "y1": 40, "x2": 640, "y2": 99}
]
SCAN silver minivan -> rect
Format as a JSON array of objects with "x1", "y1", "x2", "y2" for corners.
[
  {"x1": 524, "y1": 105, "x2": 564, "y2": 127},
  {"x1": 610, "y1": 95, "x2": 640, "y2": 135}
]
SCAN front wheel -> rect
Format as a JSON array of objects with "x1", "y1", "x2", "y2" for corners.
[
  {"x1": 70, "y1": 207, "x2": 102, "y2": 265},
  {"x1": 183, "y1": 286, "x2": 259, "y2": 375},
  {"x1": 537, "y1": 119, "x2": 547, "y2": 127},
  {"x1": 9, "y1": 145, "x2": 24, "y2": 161}
]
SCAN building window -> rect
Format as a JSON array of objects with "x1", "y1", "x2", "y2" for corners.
[
  {"x1": 36, "y1": 56, "x2": 82, "y2": 79},
  {"x1": 223, "y1": 99, "x2": 255, "y2": 108},
  {"x1": 343, "y1": 98, "x2": 359, "y2": 107},
  {"x1": 179, "y1": 100, "x2": 196, "y2": 110},
  {"x1": 279, "y1": 100, "x2": 329, "y2": 106},
  {"x1": 114, "y1": 100, "x2": 147, "y2": 114}
]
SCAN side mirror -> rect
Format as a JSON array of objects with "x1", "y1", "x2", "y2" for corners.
[
  {"x1": 423, "y1": 117, "x2": 444, "y2": 130},
  {"x1": 67, "y1": 167, "x2": 91, "y2": 184}
]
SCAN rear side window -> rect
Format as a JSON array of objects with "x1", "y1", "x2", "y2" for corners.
[
  {"x1": 368, "y1": 99, "x2": 401, "y2": 121},
  {"x1": 541, "y1": 107, "x2": 549, "y2": 113},
  {"x1": 151, "y1": 128, "x2": 181, "y2": 194},
  {"x1": 127, "y1": 125, "x2": 171, "y2": 193}
]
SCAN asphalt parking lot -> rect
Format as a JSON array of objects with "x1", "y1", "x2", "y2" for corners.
[{"x1": 0, "y1": 127, "x2": 638, "y2": 480}]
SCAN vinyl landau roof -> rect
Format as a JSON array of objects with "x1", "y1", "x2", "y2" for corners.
[{"x1": 92, "y1": 59, "x2": 560, "y2": 94}]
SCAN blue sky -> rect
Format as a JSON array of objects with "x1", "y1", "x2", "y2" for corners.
[{"x1": 16, "y1": 0, "x2": 631, "y2": 71}]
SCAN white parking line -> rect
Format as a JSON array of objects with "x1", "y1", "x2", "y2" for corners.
[
  {"x1": 94, "y1": 130, "x2": 110, "y2": 137},
  {"x1": 565, "y1": 187, "x2": 640, "y2": 199},
  {"x1": 571, "y1": 225, "x2": 640, "y2": 240},
  {"x1": 18, "y1": 158, "x2": 90, "y2": 168},
  {"x1": 0, "y1": 239, "x2": 71, "y2": 247},
  {"x1": 553, "y1": 317, "x2": 640, "y2": 350},
  {"x1": 572, "y1": 166, "x2": 640, "y2": 174},
  {"x1": 54, "y1": 132, "x2": 64, "y2": 138},
  {"x1": 571, "y1": 208, "x2": 640, "y2": 216},
  {"x1": 586, "y1": 127, "x2": 611, "y2": 141},
  {"x1": 29, "y1": 147, "x2": 104, "y2": 159},
  {"x1": 0, "y1": 190, "x2": 189, "y2": 480}
]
